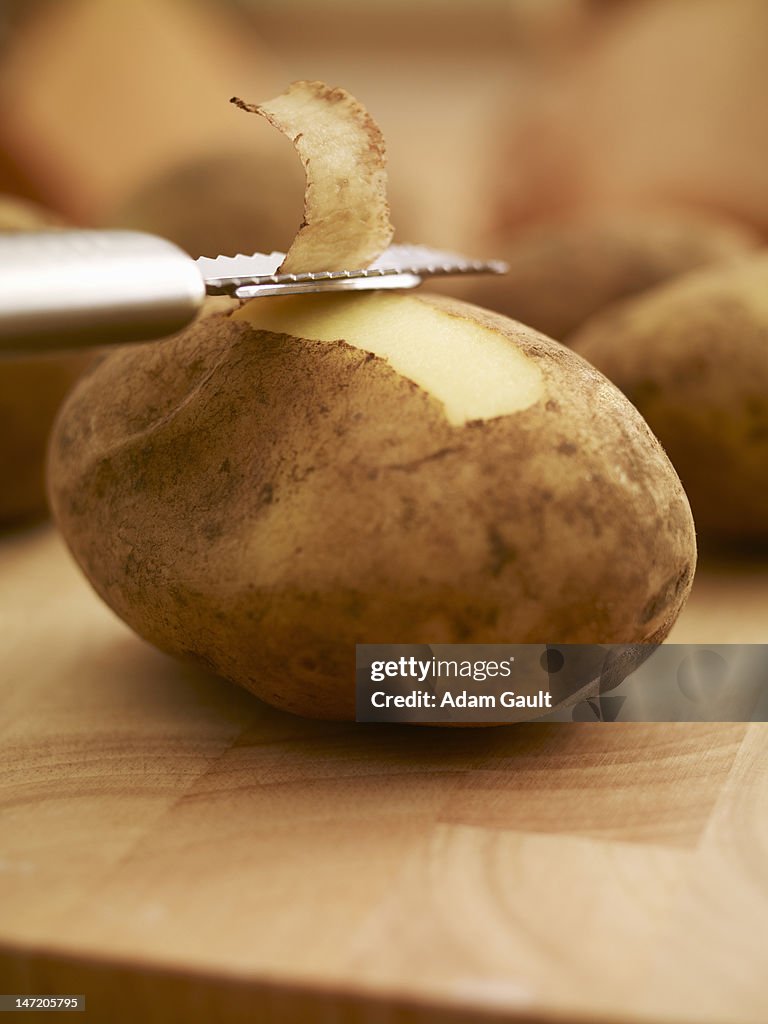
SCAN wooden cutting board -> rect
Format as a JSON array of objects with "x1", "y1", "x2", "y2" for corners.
[{"x1": 1, "y1": 525, "x2": 767, "y2": 1024}]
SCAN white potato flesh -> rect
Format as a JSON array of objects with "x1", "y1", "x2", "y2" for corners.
[{"x1": 234, "y1": 292, "x2": 543, "y2": 425}]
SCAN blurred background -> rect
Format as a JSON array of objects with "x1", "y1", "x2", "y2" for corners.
[
  {"x1": 1, "y1": 0, "x2": 765, "y2": 252},
  {"x1": 0, "y1": 0, "x2": 767, "y2": 535}
]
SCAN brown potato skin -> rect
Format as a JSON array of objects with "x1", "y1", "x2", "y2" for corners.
[
  {"x1": 48, "y1": 295, "x2": 696, "y2": 719},
  {"x1": 571, "y1": 257, "x2": 768, "y2": 542},
  {"x1": 466, "y1": 210, "x2": 758, "y2": 342}
]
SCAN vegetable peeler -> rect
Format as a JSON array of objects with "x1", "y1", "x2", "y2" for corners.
[{"x1": 0, "y1": 230, "x2": 507, "y2": 353}]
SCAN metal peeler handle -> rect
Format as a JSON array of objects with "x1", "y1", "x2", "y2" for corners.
[{"x1": 0, "y1": 230, "x2": 206, "y2": 353}]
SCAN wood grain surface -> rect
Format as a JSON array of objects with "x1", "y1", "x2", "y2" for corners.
[{"x1": 0, "y1": 525, "x2": 767, "y2": 1024}]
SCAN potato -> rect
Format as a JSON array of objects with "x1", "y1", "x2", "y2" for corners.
[
  {"x1": 571, "y1": 256, "x2": 768, "y2": 543},
  {"x1": 0, "y1": 195, "x2": 99, "y2": 526},
  {"x1": 465, "y1": 209, "x2": 758, "y2": 341},
  {"x1": 48, "y1": 292, "x2": 696, "y2": 719}
]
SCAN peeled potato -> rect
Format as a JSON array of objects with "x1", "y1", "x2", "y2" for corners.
[
  {"x1": 571, "y1": 255, "x2": 768, "y2": 542},
  {"x1": 0, "y1": 195, "x2": 99, "y2": 526},
  {"x1": 48, "y1": 81, "x2": 696, "y2": 719},
  {"x1": 48, "y1": 291, "x2": 696, "y2": 718},
  {"x1": 466, "y1": 209, "x2": 758, "y2": 342}
]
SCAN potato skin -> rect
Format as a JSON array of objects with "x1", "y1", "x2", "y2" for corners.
[
  {"x1": 466, "y1": 210, "x2": 758, "y2": 342},
  {"x1": 48, "y1": 295, "x2": 696, "y2": 719},
  {"x1": 571, "y1": 257, "x2": 768, "y2": 542}
]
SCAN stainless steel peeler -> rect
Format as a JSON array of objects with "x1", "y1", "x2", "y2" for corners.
[{"x1": 0, "y1": 230, "x2": 507, "y2": 353}]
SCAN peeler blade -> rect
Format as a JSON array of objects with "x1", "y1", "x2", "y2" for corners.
[{"x1": 196, "y1": 244, "x2": 508, "y2": 298}]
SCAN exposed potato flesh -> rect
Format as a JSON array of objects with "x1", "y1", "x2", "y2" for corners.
[
  {"x1": 234, "y1": 292, "x2": 543, "y2": 425},
  {"x1": 231, "y1": 81, "x2": 393, "y2": 273}
]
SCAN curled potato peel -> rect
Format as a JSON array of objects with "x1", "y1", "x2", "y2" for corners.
[{"x1": 231, "y1": 81, "x2": 394, "y2": 274}]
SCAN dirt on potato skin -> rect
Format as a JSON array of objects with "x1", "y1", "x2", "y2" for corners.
[{"x1": 48, "y1": 294, "x2": 696, "y2": 720}]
